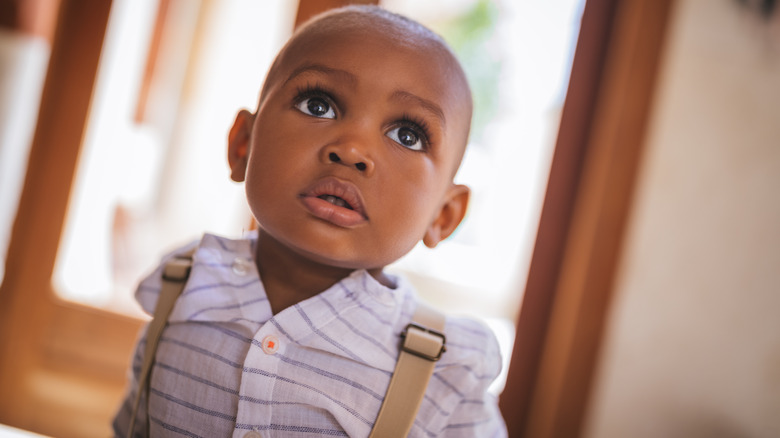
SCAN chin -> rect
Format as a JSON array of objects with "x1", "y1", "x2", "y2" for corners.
[{"x1": 259, "y1": 223, "x2": 412, "y2": 272}]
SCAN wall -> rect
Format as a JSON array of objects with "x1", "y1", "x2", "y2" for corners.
[{"x1": 584, "y1": 0, "x2": 780, "y2": 436}]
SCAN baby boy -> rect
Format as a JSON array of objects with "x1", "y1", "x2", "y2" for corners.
[{"x1": 114, "y1": 5, "x2": 507, "y2": 437}]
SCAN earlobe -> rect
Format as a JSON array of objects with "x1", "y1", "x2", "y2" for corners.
[
  {"x1": 423, "y1": 184, "x2": 470, "y2": 248},
  {"x1": 227, "y1": 109, "x2": 254, "y2": 182}
]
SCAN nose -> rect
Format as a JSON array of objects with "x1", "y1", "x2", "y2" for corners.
[{"x1": 320, "y1": 143, "x2": 375, "y2": 176}]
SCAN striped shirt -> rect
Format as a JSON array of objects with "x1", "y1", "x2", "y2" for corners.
[{"x1": 113, "y1": 233, "x2": 507, "y2": 437}]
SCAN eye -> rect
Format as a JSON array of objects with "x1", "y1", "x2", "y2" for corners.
[
  {"x1": 295, "y1": 96, "x2": 336, "y2": 119},
  {"x1": 387, "y1": 125, "x2": 426, "y2": 151}
]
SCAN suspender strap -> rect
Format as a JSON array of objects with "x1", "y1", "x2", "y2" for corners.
[
  {"x1": 127, "y1": 251, "x2": 445, "y2": 438},
  {"x1": 127, "y1": 251, "x2": 194, "y2": 438},
  {"x1": 369, "y1": 303, "x2": 447, "y2": 438}
]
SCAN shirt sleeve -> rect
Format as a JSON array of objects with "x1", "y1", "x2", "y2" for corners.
[
  {"x1": 431, "y1": 318, "x2": 508, "y2": 437},
  {"x1": 439, "y1": 388, "x2": 507, "y2": 437},
  {"x1": 112, "y1": 324, "x2": 151, "y2": 438},
  {"x1": 113, "y1": 238, "x2": 202, "y2": 437},
  {"x1": 112, "y1": 241, "x2": 190, "y2": 438}
]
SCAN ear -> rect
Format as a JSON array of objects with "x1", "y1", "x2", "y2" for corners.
[
  {"x1": 423, "y1": 184, "x2": 470, "y2": 248},
  {"x1": 227, "y1": 109, "x2": 254, "y2": 182}
]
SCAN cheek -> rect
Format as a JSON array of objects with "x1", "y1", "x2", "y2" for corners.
[
  {"x1": 242, "y1": 149, "x2": 293, "y2": 217},
  {"x1": 376, "y1": 168, "x2": 443, "y2": 233},
  {"x1": 242, "y1": 174, "x2": 271, "y2": 224},
  {"x1": 244, "y1": 125, "x2": 311, "y2": 187}
]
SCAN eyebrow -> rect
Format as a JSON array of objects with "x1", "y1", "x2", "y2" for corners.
[
  {"x1": 390, "y1": 90, "x2": 446, "y2": 128},
  {"x1": 284, "y1": 64, "x2": 358, "y2": 87},
  {"x1": 284, "y1": 64, "x2": 446, "y2": 127}
]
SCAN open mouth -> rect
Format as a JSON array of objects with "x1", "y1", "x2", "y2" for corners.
[
  {"x1": 318, "y1": 194, "x2": 353, "y2": 210},
  {"x1": 300, "y1": 177, "x2": 368, "y2": 227}
]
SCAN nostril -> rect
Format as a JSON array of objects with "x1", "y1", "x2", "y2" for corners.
[
  {"x1": 355, "y1": 162, "x2": 367, "y2": 171},
  {"x1": 328, "y1": 152, "x2": 341, "y2": 163}
]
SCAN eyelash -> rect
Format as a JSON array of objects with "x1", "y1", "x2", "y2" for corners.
[
  {"x1": 396, "y1": 114, "x2": 432, "y2": 150},
  {"x1": 292, "y1": 85, "x2": 433, "y2": 149},
  {"x1": 295, "y1": 84, "x2": 337, "y2": 111}
]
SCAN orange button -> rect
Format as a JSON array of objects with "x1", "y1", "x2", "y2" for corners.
[{"x1": 261, "y1": 335, "x2": 279, "y2": 355}]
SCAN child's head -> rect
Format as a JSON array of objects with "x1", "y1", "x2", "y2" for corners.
[{"x1": 227, "y1": 5, "x2": 473, "y2": 274}]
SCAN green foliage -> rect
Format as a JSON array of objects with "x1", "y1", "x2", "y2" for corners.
[{"x1": 437, "y1": 0, "x2": 501, "y2": 144}]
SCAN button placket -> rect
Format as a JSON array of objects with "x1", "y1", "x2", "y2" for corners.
[{"x1": 235, "y1": 321, "x2": 287, "y2": 433}]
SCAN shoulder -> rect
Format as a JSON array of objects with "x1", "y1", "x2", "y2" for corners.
[
  {"x1": 392, "y1": 277, "x2": 503, "y2": 382},
  {"x1": 134, "y1": 239, "x2": 200, "y2": 314},
  {"x1": 416, "y1": 311, "x2": 506, "y2": 435},
  {"x1": 133, "y1": 233, "x2": 255, "y2": 314},
  {"x1": 439, "y1": 315, "x2": 503, "y2": 383}
]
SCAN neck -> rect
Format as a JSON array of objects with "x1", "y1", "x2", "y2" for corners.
[{"x1": 254, "y1": 231, "x2": 390, "y2": 314}]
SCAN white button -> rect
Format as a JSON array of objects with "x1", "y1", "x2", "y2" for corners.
[
  {"x1": 261, "y1": 335, "x2": 280, "y2": 355},
  {"x1": 243, "y1": 432, "x2": 262, "y2": 438},
  {"x1": 232, "y1": 257, "x2": 252, "y2": 276}
]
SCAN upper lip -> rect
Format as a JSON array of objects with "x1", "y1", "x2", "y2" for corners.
[{"x1": 300, "y1": 177, "x2": 369, "y2": 219}]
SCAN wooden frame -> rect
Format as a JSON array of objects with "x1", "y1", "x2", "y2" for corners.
[
  {"x1": 0, "y1": 1, "x2": 130, "y2": 437},
  {"x1": 0, "y1": 0, "x2": 60, "y2": 41},
  {"x1": 498, "y1": 0, "x2": 674, "y2": 436},
  {"x1": 294, "y1": 0, "x2": 377, "y2": 27}
]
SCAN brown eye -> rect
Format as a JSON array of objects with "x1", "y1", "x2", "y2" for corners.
[
  {"x1": 398, "y1": 128, "x2": 419, "y2": 147},
  {"x1": 307, "y1": 98, "x2": 329, "y2": 116},
  {"x1": 387, "y1": 126, "x2": 424, "y2": 150},
  {"x1": 296, "y1": 97, "x2": 335, "y2": 119}
]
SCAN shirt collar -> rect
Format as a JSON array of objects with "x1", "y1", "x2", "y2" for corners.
[{"x1": 140, "y1": 233, "x2": 412, "y2": 331}]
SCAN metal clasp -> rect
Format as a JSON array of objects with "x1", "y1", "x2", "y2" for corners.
[
  {"x1": 162, "y1": 255, "x2": 193, "y2": 282},
  {"x1": 400, "y1": 323, "x2": 447, "y2": 361}
]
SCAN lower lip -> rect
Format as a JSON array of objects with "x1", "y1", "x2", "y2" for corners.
[{"x1": 300, "y1": 196, "x2": 368, "y2": 228}]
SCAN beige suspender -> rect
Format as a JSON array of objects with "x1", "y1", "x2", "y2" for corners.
[
  {"x1": 368, "y1": 303, "x2": 446, "y2": 437},
  {"x1": 127, "y1": 251, "x2": 194, "y2": 438},
  {"x1": 128, "y1": 252, "x2": 446, "y2": 438}
]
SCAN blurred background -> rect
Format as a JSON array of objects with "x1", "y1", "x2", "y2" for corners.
[
  {"x1": 0, "y1": 0, "x2": 580, "y2": 435},
  {"x1": 2, "y1": 0, "x2": 780, "y2": 437}
]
